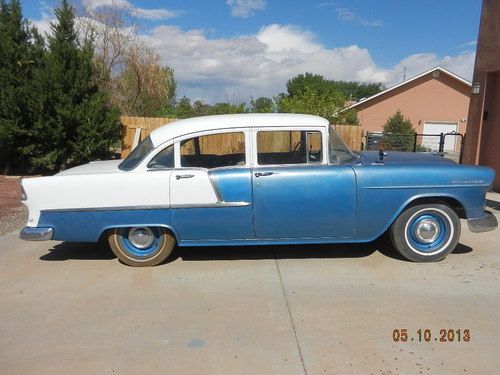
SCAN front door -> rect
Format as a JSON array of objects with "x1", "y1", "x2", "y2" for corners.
[{"x1": 251, "y1": 129, "x2": 356, "y2": 239}]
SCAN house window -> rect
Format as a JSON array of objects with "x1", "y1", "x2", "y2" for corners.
[
  {"x1": 257, "y1": 130, "x2": 322, "y2": 165},
  {"x1": 180, "y1": 132, "x2": 246, "y2": 169}
]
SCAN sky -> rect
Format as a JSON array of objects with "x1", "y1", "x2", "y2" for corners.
[{"x1": 21, "y1": 0, "x2": 482, "y2": 103}]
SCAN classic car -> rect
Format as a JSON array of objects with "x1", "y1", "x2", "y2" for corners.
[{"x1": 19, "y1": 113, "x2": 497, "y2": 266}]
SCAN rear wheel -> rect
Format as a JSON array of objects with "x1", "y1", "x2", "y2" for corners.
[
  {"x1": 390, "y1": 204, "x2": 460, "y2": 262},
  {"x1": 107, "y1": 226, "x2": 175, "y2": 267}
]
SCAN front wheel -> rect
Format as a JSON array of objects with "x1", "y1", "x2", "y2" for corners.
[
  {"x1": 107, "y1": 226, "x2": 176, "y2": 267},
  {"x1": 390, "y1": 204, "x2": 460, "y2": 262}
]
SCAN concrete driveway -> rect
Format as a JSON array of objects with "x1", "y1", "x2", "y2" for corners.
[{"x1": 1, "y1": 196, "x2": 499, "y2": 375}]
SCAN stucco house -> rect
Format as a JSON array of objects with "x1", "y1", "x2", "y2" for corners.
[
  {"x1": 349, "y1": 67, "x2": 471, "y2": 151},
  {"x1": 463, "y1": 0, "x2": 500, "y2": 191}
]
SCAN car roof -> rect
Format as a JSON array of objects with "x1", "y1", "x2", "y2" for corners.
[{"x1": 149, "y1": 113, "x2": 329, "y2": 147}]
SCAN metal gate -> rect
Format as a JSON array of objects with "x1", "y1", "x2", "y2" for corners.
[{"x1": 364, "y1": 132, "x2": 465, "y2": 163}]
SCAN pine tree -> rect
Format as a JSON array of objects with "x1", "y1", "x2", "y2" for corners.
[
  {"x1": 0, "y1": 0, "x2": 43, "y2": 173},
  {"x1": 382, "y1": 110, "x2": 416, "y2": 151},
  {"x1": 31, "y1": 0, "x2": 119, "y2": 172}
]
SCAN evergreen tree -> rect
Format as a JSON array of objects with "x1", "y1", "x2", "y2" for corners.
[
  {"x1": 382, "y1": 110, "x2": 415, "y2": 151},
  {"x1": 31, "y1": 0, "x2": 119, "y2": 172},
  {"x1": 0, "y1": 0, "x2": 43, "y2": 173}
]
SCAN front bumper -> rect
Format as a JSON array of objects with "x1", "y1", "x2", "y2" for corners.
[
  {"x1": 19, "y1": 227, "x2": 53, "y2": 241},
  {"x1": 467, "y1": 211, "x2": 498, "y2": 233}
]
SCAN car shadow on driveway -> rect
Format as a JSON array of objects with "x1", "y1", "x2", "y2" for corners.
[
  {"x1": 39, "y1": 236, "x2": 473, "y2": 264},
  {"x1": 40, "y1": 242, "x2": 115, "y2": 262}
]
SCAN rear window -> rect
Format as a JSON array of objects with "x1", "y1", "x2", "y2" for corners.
[{"x1": 119, "y1": 136, "x2": 154, "y2": 171}]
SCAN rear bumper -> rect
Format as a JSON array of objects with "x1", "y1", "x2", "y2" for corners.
[
  {"x1": 19, "y1": 227, "x2": 53, "y2": 241},
  {"x1": 467, "y1": 211, "x2": 498, "y2": 233}
]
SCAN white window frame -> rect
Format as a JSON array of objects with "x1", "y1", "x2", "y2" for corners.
[
  {"x1": 173, "y1": 127, "x2": 251, "y2": 170},
  {"x1": 251, "y1": 126, "x2": 328, "y2": 167}
]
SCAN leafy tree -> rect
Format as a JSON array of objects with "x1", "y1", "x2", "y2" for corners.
[
  {"x1": 77, "y1": 0, "x2": 177, "y2": 117},
  {"x1": 112, "y1": 48, "x2": 176, "y2": 117},
  {"x1": 286, "y1": 72, "x2": 384, "y2": 102},
  {"x1": 287, "y1": 73, "x2": 331, "y2": 97},
  {"x1": 332, "y1": 81, "x2": 385, "y2": 101},
  {"x1": 171, "y1": 96, "x2": 194, "y2": 119},
  {"x1": 0, "y1": 0, "x2": 44, "y2": 173},
  {"x1": 30, "y1": 0, "x2": 119, "y2": 172},
  {"x1": 278, "y1": 87, "x2": 346, "y2": 124},
  {"x1": 282, "y1": 73, "x2": 361, "y2": 124},
  {"x1": 211, "y1": 102, "x2": 246, "y2": 115},
  {"x1": 192, "y1": 100, "x2": 212, "y2": 117},
  {"x1": 250, "y1": 97, "x2": 274, "y2": 113},
  {"x1": 382, "y1": 110, "x2": 416, "y2": 151}
]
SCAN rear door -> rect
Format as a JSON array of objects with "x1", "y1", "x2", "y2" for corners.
[{"x1": 170, "y1": 129, "x2": 254, "y2": 240}]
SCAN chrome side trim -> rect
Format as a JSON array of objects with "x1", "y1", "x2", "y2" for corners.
[
  {"x1": 362, "y1": 184, "x2": 492, "y2": 189},
  {"x1": 41, "y1": 202, "x2": 251, "y2": 213},
  {"x1": 42, "y1": 205, "x2": 171, "y2": 213},
  {"x1": 208, "y1": 173, "x2": 224, "y2": 202},
  {"x1": 467, "y1": 210, "x2": 498, "y2": 233},
  {"x1": 171, "y1": 201, "x2": 251, "y2": 209},
  {"x1": 20, "y1": 227, "x2": 53, "y2": 241}
]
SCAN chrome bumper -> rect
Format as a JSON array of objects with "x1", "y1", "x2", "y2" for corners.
[
  {"x1": 19, "y1": 227, "x2": 53, "y2": 241},
  {"x1": 467, "y1": 211, "x2": 498, "y2": 233}
]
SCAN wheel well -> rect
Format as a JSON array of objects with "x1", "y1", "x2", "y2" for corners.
[{"x1": 406, "y1": 197, "x2": 466, "y2": 219}]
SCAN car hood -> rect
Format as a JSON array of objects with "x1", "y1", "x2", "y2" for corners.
[
  {"x1": 56, "y1": 160, "x2": 123, "y2": 176},
  {"x1": 358, "y1": 151, "x2": 456, "y2": 165}
]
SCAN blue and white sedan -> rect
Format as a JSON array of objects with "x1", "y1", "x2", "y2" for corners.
[{"x1": 20, "y1": 114, "x2": 497, "y2": 266}]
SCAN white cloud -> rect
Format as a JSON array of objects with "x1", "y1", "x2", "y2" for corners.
[
  {"x1": 256, "y1": 24, "x2": 321, "y2": 53},
  {"x1": 337, "y1": 8, "x2": 383, "y2": 27},
  {"x1": 316, "y1": 2, "x2": 336, "y2": 8},
  {"x1": 226, "y1": 0, "x2": 266, "y2": 18},
  {"x1": 142, "y1": 24, "x2": 474, "y2": 103},
  {"x1": 29, "y1": 2, "x2": 474, "y2": 104},
  {"x1": 454, "y1": 40, "x2": 477, "y2": 50},
  {"x1": 84, "y1": 0, "x2": 181, "y2": 20}
]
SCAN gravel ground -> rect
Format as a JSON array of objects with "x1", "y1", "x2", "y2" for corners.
[{"x1": 0, "y1": 177, "x2": 28, "y2": 236}]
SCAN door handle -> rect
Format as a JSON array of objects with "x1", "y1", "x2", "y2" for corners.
[
  {"x1": 255, "y1": 172, "x2": 274, "y2": 177},
  {"x1": 176, "y1": 174, "x2": 194, "y2": 180}
]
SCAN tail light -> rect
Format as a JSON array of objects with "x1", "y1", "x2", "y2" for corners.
[{"x1": 18, "y1": 178, "x2": 27, "y2": 201}]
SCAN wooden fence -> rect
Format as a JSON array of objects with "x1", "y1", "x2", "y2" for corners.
[
  {"x1": 121, "y1": 116, "x2": 177, "y2": 158},
  {"x1": 121, "y1": 116, "x2": 365, "y2": 158}
]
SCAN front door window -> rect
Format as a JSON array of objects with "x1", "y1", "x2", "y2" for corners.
[{"x1": 256, "y1": 130, "x2": 323, "y2": 165}]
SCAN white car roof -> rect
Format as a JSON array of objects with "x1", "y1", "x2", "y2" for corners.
[{"x1": 149, "y1": 113, "x2": 329, "y2": 147}]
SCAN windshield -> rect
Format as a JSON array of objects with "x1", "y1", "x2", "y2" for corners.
[
  {"x1": 119, "y1": 136, "x2": 154, "y2": 171},
  {"x1": 329, "y1": 125, "x2": 357, "y2": 165}
]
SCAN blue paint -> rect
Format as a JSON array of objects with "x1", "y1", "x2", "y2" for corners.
[
  {"x1": 172, "y1": 168, "x2": 255, "y2": 240},
  {"x1": 209, "y1": 168, "x2": 253, "y2": 203},
  {"x1": 172, "y1": 206, "x2": 255, "y2": 240},
  {"x1": 38, "y1": 209, "x2": 174, "y2": 242},
  {"x1": 35, "y1": 159, "x2": 495, "y2": 246},
  {"x1": 352, "y1": 163, "x2": 494, "y2": 240},
  {"x1": 407, "y1": 214, "x2": 447, "y2": 253},
  {"x1": 119, "y1": 227, "x2": 162, "y2": 257},
  {"x1": 251, "y1": 165, "x2": 356, "y2": 238}
]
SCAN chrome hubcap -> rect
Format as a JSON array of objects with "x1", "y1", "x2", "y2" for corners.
[
  {"x1": 414, "y1": 219, "x2": 440, "y2": 244},
  {"x1": 128, "y1": 227, "x2": 154, "y2": 249}
]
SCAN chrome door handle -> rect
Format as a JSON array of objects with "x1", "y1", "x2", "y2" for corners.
[
  {"x1": 176, "y1": 174, "x2": 194, "y2": 180},
  {"x1": 255, "y1": 172, "x2": 274, "y2": 177}
]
